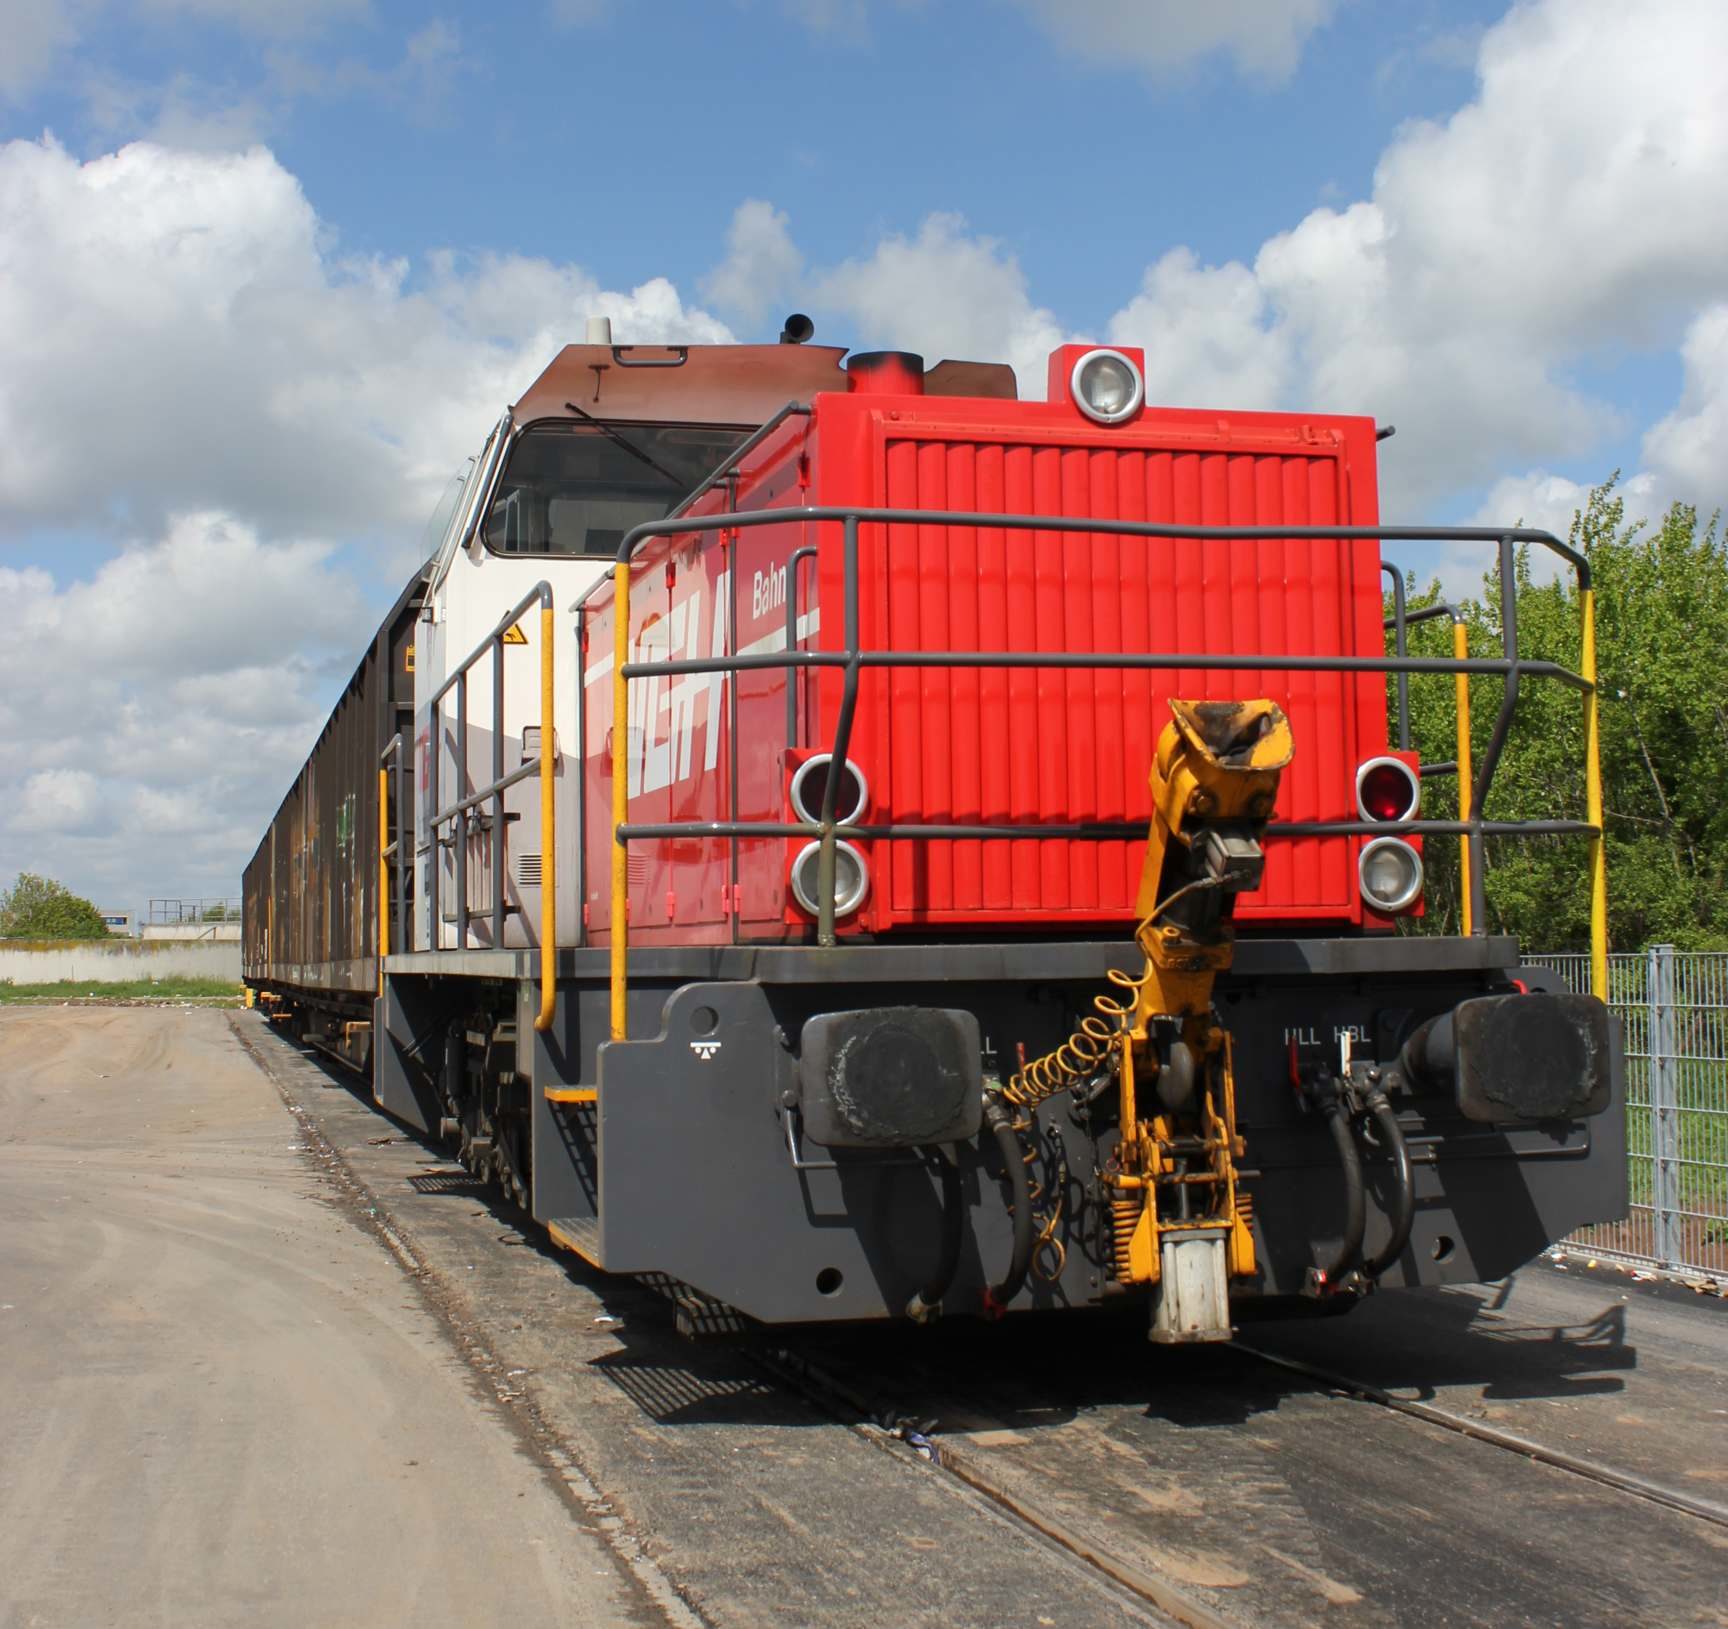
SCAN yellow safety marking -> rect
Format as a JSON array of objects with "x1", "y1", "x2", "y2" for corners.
[
  {"x1": 377, "y1": 764, "x2": 389, "y2": 993},
  {"x1": 1581, "y1": 586, "x2": 1608, "y2": 1000},
  {"x1": 544, "y1": 1087, "x2": 597, "y2": 1104},
  {"x1": 502, "y1": 622, "x2": 528, "y2": 646},
  {"x1": 1453, "y1": 618, "x2": 1474, "y2": 937},
  {"x1": 405, "y1": 642, "x2": 415, "y2": 672},
  {"x1": 547, "y1": 1219, "x2": 603, "y2": 1267},
  {"x1": 535, "y1": 599, "x2": 557, "y2": 1033}
]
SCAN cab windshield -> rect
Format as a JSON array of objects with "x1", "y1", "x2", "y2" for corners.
[{"x1": 483, "y1": 421, "x2": 751, "y2": 557}]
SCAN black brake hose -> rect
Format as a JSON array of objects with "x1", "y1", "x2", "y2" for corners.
[
  {"x1": 1360, "y1": 1097, "x2": 1415, "y2": 1279},
  {"x1": 982, "y1": 1098, "x2": 1034, "y2": 1317},
  {"x1": 1312, "y1": 1099, "x2": 1366, "y2": 1291},
  {"x1": 905, "y1": 1147, "x2": 965, "y2": 1323}
]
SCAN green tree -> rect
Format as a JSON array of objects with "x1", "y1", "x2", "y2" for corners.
[
  {"x1": 0, "y1": 873, "x2": 112, "y2": 939},
  {"x1": 1393, "y1": 479, "x2": 1728, "y2": 952}
]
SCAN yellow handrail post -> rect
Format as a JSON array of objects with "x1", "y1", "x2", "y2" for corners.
[
  {"x1": 535, "y1": 593, "x2": 558, "y2": 1033},
  {"x1": 1581, "y1": 586, "x2": 1608, "y2": 1001},
  {"x1": 377, "y1": 765, "x2": 390, "y2": 995},
  {"x1": 610, "y1": 562, "x2": 631, "y2": 1041},
  {"x1": 1453, "y1": 616, "x2": 1474, "y2": 937}
]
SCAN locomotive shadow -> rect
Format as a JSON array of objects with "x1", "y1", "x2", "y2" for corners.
[{"x1": 1239, "y1": 1274, "x2": 1638, "y2": 1406}]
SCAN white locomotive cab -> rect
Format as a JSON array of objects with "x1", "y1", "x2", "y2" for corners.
[{"x1": 411, "y1": 411, "x2": 751, "y2": 953}]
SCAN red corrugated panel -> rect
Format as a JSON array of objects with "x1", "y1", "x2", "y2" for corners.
[{"x1": 874, "y1": 430, "x2": 1376, "y2": 924}]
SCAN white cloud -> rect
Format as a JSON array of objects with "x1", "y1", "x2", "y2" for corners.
[
  {"x1": 769, "y1": 1, "x2": 1725, "y2": 509},
  {"x1": 1098, "y1": 0, "x2": 1728, "y2": 512},
  {"x1": 1108, "y1": 248, "x2": 1290, "y2": 410},
  {"x1": 0, "y1": 136, "x2": 740, "y2": 904},
  {"x1": 815, "y1": 213, "x2": 1066, "y2": 393},
  {"x1": 0, "y1": 137, "x2": 734, "y2": 544},
  {"x1": 2, "y1": 0, "x2": 373, "y2": 105},
  {"x1": 8, "y1": 0, "x2": 1728, "y2": 907},
  {"x1": 0, "y1": 0, "x2": 82, "y2": 101},
  {"x1": 1398, "y1": 469, "x2": 1669, "y2": 600},
  {"x1": 1643, "y1": 304, "x2": 1728, "y2": 516},
  {"x1": 702, "y1": 199, "x2": 805, "y2": 329},
  {"x1": 14, "y1": 771, "x2": 103, "y2": 835},
  {"x1": 1467, "y1": 472, "x2": 1590, "y2": 545},
  {"x1": 0, "y1": 512, "x2": 375, "y2": 900},
  {"x1": 1009, "y1": 0, "x2": 1338, "y2": 81},
  {"x1": 81, "y1": 71, "x2": 271, "y2": 150}
]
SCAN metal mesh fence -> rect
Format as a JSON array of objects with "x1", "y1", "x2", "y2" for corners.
[{"x1": 1525, "y1": 947, "x2": 1728, "y2": 1282}]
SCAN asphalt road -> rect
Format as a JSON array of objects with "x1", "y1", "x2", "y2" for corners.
[{"x1": 0, "y1": 1006, "x2": 668, "y2": 1628}]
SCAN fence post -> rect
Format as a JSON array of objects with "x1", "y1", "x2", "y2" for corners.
[{"x1": 1648, "y1": 943, "x2": 1681, "y2": 1268}]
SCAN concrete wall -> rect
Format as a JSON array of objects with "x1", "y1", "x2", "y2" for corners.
[{"x1": 0, "y1": 940, "x2": 241, "y2": 984}]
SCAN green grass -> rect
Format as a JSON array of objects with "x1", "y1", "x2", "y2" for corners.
[{"x1": 0, "y1": 977, "x2": 244, "y2": 1004}]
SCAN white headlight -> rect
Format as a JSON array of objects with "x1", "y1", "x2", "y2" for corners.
[
  {"x1": 791, "y1": 839, "x2": 870, "y2": 918},
  {"x1": 790, "y1": 754, "x2": 869, "y2": 825},
  {"x1": 1359, "y1": 836, "x2": 1424, "y2": 914},
  {"x1": 1070, "y1": 348, "x2": 1144, "y2": 425}
]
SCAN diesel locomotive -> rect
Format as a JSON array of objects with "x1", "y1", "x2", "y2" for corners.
[{"x1": 244, "y1": 318, "x2": 1624, "y2": 1338}]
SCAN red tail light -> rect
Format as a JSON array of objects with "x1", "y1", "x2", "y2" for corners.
[{"x1": 1356, "y1": 757, "x2": 1419, "y2": 823}]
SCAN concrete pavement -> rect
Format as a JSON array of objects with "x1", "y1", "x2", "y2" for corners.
[{"x1": 0, "y1": 1006, "x2": 667, "y2": 1629}]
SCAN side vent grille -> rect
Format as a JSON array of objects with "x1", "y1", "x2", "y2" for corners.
[{"x1": 514, "y1": 853, "x2": 543, "y2": 887}]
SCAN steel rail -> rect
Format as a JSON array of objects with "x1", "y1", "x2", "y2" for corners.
[
  {"x1": 1234, "y1": 1341, "x2": 1728, "y2": 1532},
  {"x1": 753, "y1": 1342, "x2": 1235, "y2": 1629},
  {"x1": 616, "y1": 817, "x2": 1597, "y2": 841},
  {"x1": 615, "y1": 510, "x2": 1593, "y2": 578},
  {"x1": 623, "y1": 647, "x2": 1588, "y2": 687}
]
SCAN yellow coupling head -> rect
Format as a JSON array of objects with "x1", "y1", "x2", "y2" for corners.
[{"x1": 1134, "y1": 700, "x2": 1294, "y2": 1015}]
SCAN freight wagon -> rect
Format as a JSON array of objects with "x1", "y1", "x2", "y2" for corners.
[{"x1": 244, "y1": 320, "x2": 1624, "y2": 1337}]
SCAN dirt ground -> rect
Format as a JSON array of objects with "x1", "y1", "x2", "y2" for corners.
[{"x1": 0, "y1": 1006, "x2": 666, "y2": 1629}]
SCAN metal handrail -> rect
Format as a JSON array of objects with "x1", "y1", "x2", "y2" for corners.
[
  {"x1": 603, "y1": 507, "x2": 1607, "y2": 1040},
  {"x1": 1382, "y1": 577, "x2": 1476, "y2": 934},
  {"x1": 377, "y1": 732, "x2": 402, "y2": 996},
  {"x1": 670, "y1": 401, "x2": 810, "y2": 521},
  {"x1": 426, "y1": 580, "x2": 558, "y2": 1032}
]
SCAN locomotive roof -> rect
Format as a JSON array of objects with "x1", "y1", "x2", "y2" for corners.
[{"x1": 512, "y1": 343, "x2": 1017, "y2": 426}]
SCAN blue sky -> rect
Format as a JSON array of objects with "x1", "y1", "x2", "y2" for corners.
[
  {"x1": 24, "y1": 2, "x2": 1489, "y2": 297},
  {"x1": 2, "y1": 0, "x2": 1724, "y2": 907}
]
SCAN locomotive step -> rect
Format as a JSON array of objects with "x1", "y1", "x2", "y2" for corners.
[
  {"x1": 544, "y1": 1085, "x2": 597, "y2": 1104},
  {"x1": 547, "y1": 1216, "x2": 603, "y2": 1267}
]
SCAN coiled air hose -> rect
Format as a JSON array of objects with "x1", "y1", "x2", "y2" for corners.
[
  {"x1": 981, "y1": 1096, "x2": 1034, "y2": 1317},
  {"x1": 1359, "y1": 1096, "x2": 1415, "y2": 1279},
  {"x1": 1001, "y1": 965, "x2": 1146, "y2": 1112},
  {"x1": 1311, "y1": 1097, "x2": 1366, "y2": 1291},
  {"x1": 905, "y1": 1148, "x2": 965, "y2": 1324}
]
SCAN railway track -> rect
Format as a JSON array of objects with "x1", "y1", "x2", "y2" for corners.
[
  {"x1": 756, "y1": 1308, "x2": 1728, "y2": 1629},
  {"x1": 248, "y1": 1015, "x2": 1727, "y2": 1629},
  {"x1": 1233, "y1": 1341, "x2": 1728, "y2": 1533}
]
